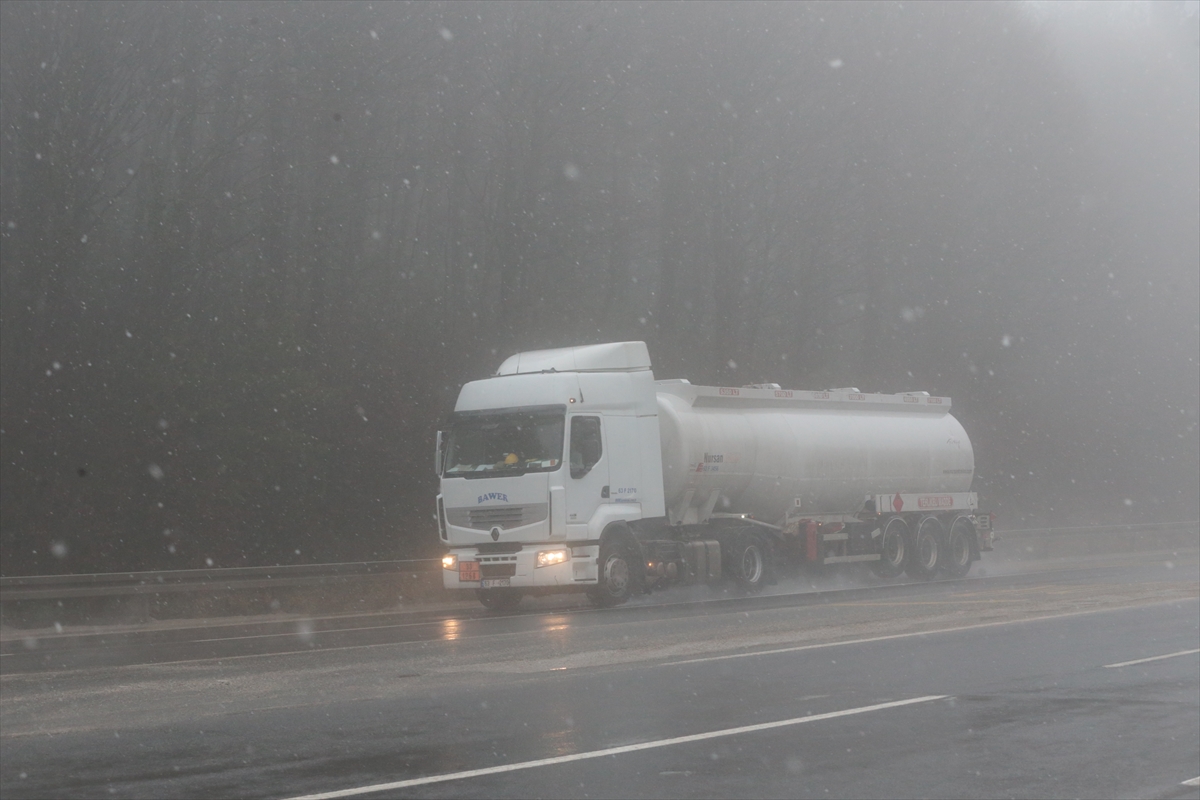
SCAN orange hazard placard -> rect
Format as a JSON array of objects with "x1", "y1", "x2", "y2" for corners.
[{"x1": 458, "y1": 561, "x2": 480, "y2": 582}]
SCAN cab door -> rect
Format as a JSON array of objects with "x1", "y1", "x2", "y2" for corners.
[{"x1": 565, "y1": 415, "x2": 609, "y2": 535}]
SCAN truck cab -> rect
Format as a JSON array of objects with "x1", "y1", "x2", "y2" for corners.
[{"x1": 436, "y1": 343, "x2": 665, "y2": 606}]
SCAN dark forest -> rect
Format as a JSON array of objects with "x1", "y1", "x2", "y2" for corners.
[{"x1": 2, "y1": 1, "x2": 1196, "y2": 575}]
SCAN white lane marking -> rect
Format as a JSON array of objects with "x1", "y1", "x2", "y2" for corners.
[
  {"x1": 283, "y1": 695, "x2": 946, "y2": 800},
  {"x1": 661, "y1": 602, "x2": 1200, "y2": 667},
  {"x1": 1103, "y1": 648, "x2": 1200, "y2": 669},
  {"x1": 1182, "y1": 776, "x2": 1200, "y2": 786}
]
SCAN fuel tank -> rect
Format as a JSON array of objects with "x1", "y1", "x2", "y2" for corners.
[{"x1": 656, "y1": 381, "x2": 974, "y2": 524}]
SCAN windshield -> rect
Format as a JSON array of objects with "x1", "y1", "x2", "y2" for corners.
[{"x1": 444, "y1": 407, "x2": 565, "y2": 477}]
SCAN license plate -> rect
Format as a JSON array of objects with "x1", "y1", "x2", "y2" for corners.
[
  {"x1": 480, "y1": 578, "x2": 510, "y2": 589},
  {"x1": 458, "y1": 561, "x2": 480, "y2": 582}
]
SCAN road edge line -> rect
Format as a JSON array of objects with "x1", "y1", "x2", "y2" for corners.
[{"x1": 660, "y1": 598, "x2": 1200, "y2": 667}]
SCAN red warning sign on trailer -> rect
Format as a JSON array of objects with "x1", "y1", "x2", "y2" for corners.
[
  {"x1": 918, "y1": 495, "x2": 955, "y2": 509},
  {"x1": 877, "y1": 492, "x2": 977, "y2": 514}
]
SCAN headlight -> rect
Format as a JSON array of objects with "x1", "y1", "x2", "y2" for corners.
[
  {"x1": 536, "y1": 549, "x2": 569, "y2": 568},
  {"x1": 442, "y1": 554, "x2": 457, "y2": 570}
]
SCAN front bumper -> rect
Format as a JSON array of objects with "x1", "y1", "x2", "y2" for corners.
[{"x1": 442, "y1": 544, "x2": 600, "y2": 590}]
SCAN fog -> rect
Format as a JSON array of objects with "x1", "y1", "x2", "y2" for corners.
[{"x1": 1, "y1": 1, "x2": 1196, "y2": 576}]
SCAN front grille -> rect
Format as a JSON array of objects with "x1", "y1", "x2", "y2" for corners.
[
  {"x1": 469, "y1": 506, "x2": 528, "y2": 528},
  {"x1": 480, "y1": 563, "x2": 517, "y2": 578},
  {"x1": 477, "y1": 542, "x2": 522, "y2": 554},
  {"x1": 444, "y1": 503, "x2": 548, "y2": 530}
]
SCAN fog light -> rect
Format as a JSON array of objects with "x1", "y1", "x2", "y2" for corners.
[
  {"x1": 442, "y1": 554, "x2": 457, "y2": 570},
  {"x1": 536, "y1": 549, "x2": 569, "y2": 568}
]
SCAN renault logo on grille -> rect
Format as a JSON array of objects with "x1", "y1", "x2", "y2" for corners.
[{"x1": 491, "y1": 527, "x2": 501, "y2": 541}]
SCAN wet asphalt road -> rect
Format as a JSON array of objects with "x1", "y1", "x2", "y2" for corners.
[
  {"x1": 2, "y1": 554, "x2": 1198, "y2": 799},
  {"x1": 2, "y1": 555, "x2": 1193, "y2": 674}
]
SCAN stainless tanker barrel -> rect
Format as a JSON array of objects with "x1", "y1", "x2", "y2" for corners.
[{"x1": 655, "y1": 381, "x2": 974, "y2": 525}]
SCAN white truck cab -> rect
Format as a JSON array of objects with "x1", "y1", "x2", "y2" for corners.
[{"x1": 437, "y1": 343, "x2": 665, "y2": 607}]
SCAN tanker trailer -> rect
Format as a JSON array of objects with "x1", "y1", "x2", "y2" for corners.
[{"x1": 437, "y1": 342, "x2": 992, "y2": 610}]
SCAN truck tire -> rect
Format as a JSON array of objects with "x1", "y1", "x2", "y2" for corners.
[
  {"x1": 729, "y1": 532, "x2": 769, "y2": 594},
  {"x1": 943, "y1": 516, "x2": 975, "y2": 578},
  {"x1": 905, "y1": 516, "x2": 944, "y2": 580},
  {"x1": 587, "y1": 538, "x2": 638, "y2": 607},
  {"x1": 871, "y1": 517, "x2": 909, "y2": 578},
  {"x1": 476, "y1": 588, "x2": 524, "y2": 612}
]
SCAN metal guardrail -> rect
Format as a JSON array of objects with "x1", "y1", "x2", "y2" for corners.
[
  {"x1": 995, "y1": 521, "x2": 1198, "y2": 538},
  {"x1": 2, "y1": 522, "x2": 1195, "y2": 604},
  {"x1": 0, "y1": 559, "x2": 441, "y2": 601}
]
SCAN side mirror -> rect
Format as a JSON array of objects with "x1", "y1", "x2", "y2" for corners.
[{"x1": 435, "y1": 430, "x2": 444, "y2": 476}]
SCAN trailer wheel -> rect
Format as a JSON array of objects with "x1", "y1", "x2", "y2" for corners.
[
  {"x1": 871, "y1": 517, "x2": 909, "y2": 578},
  {"x1": 476, "y1": 588, "x2": 524, "y2": 612},
  {"x1": 587, "y1": 538, "x2": 637, "y2": 607},
  {"x1": 905, "y1": 516, "x2": 944, "y2": 580},
  {"x1": 730, "y1": 533, "x2": 768, "y2": 594},
  {"x1": 943, "y1": 516, "x2": 975, "y2": 578}
]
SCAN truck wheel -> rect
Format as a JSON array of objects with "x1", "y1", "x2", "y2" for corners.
[
  {"x1": 943, "y1": 516, "x2": 975, "y2": 578},
  {"x1": 905, "y1": 516, "x2": 944, "y2": 580},
  {"x1": 871, "y1": 517, "x2": 909, "y2": 578},
  {"x1": 476, "y1": 588, "x2": 524, "y2": 612},
  {"x1": 587, "y1": 539, "x2": 637, "y2": 607},
  {"x1": 730, "y1": 533, "x2": 768, "y2": 594}
]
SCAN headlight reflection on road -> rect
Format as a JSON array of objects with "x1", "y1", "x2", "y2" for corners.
[
  {"x1": 543, "y1": 711, "x2": 579, "y2": 757},
  {"x1": 441, "y1": 618, "x2": 463, "y2": 641}
]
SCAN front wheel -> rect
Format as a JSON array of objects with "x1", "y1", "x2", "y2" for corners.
[
  {"x1": 587, "y1": 539, "x2": 639, "y2": 607},
  {"x1": 905, "y1": 516, "x2": 944, "y2": 580},
  {"x1": 476, "y1": 588, "x2": 524, "y2": 612},
  {"x1": 729, "y1": 533, "x2": 769, "y2": 594},
  {"x1": 871, "y1": 517, "x2": 909, "y2": 578},
  {"x1": 943, "y1": 516, "x2": 975, "y2": 578}
]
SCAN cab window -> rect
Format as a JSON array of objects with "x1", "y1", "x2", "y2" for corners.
[{"x1": 569, "y1": 416, "x2": 602, "y2": 478}]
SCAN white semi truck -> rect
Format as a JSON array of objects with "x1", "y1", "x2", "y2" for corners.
[{"x1": 437, "y1": 342, "x2": 992, "y2": 610}]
